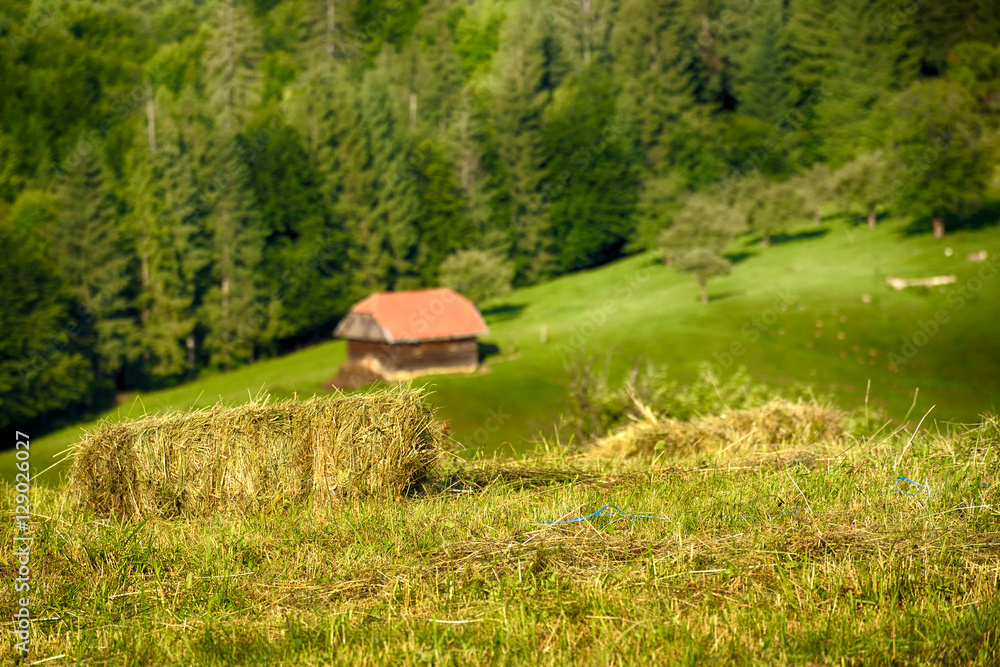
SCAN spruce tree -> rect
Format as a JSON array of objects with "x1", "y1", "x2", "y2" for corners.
[
  {"x1": 0, "y1": 219, "x2": 94, "y2": 428},
  {"x1": 123, "y1": 89, "x2": 206, "y2": 382},
  {"x1": 489, "y1": 3, "x2": 567, "y2": 284},
  {"x1": 737, "y1": 0, "x2": 790, "y2": 124},
  {"x1": 49, "y1": 149, "x2": 136, "y2": 385},
  {"x1": 543, "y1": 66, "x2": 640, "y2": 272}
]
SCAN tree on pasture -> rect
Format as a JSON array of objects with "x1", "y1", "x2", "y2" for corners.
[
  {"x1": 884, "y1": 79, "x2": 990, "y2": 239},
  {"x1": 833, "y1": 151, "x2": 892, "y2": 228},
  {"x1": 658, "y1": 194, "x2": 745, "y2": 303},
  {"x1": 439, "y1": 248, "x2": 515, "y2": 307}
]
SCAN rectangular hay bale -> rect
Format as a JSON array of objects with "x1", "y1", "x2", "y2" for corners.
[{"x1": 71, "y1": 387, "x2": 444, "y2": 519}]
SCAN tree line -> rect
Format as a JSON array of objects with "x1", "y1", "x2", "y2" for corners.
[{"x1": 1, "y1": 0, "x2": 998, "y2": 430}]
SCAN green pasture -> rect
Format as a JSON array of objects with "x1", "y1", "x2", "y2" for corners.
[{"x1": 5, "y1": 214, "x2": 1000, "y2": 485}]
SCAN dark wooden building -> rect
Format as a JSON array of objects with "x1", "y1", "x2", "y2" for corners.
[{"x1": 333, "y1": 288, "x2": 489, "y2": 382}]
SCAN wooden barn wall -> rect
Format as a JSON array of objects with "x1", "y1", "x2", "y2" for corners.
[{"x1": 347, "y1": 339, "x2": 478, "y2": 371}]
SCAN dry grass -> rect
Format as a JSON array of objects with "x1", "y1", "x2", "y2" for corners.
[
  {"x1": 589, "y1": 398, "x2": 846, "y2": 460},
  {"x1": 70, "y1": 387, "x2": 444, "y2": 519},
  {"x1": 2, "y1": 414, "x2": 998, "y2": 665}
]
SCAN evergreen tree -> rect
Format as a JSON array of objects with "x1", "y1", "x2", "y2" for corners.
[
  {"x1": 915, "y1": 0, "x2": 1000, "y2": 74},
  {"x1": 543, "y1": 67, "x2": 640, "y2": 272},
  {"x1": 610, "y1": 0, "x2": 699, "y2": 175},
  {"x1": 489, "y1": 3, "x2": 568, "y2": 284},
  {"x1": 548, "y1": 0, "x2": 616, "y2": 69},
  {"x1": 198, "y1": 133, "x2": 268, "y2": 369},
  {"x1": 806, "y1": 0, "x2": 921, "y2": 165},
  {"x1": 123, "y1": 89, "x2": 206, "y2": 383},
  {"x1": 360, "y1": 68, "x2": 421, "y2": 290},
  {"x1": 736, "y1": 0, "x2": 789, "y2": 124},
  {"x1": 0, "y1": 219, "x2": 94, "y2": 429},
  {"x1": 411, "y1": 138, "x2": 469, "y2": 285},
  {"x1": 197, "y1": 0, "x2": 270, "y2": 368},
  {"x1": 247, "y1": 115, "x2": 350, "y2": 338},
  {"x1": 204, "y1": 0, "x2": 261, "y2": 134},
  {"x1": 49, "y1": 150, "x2": 137, "y2": 385}
]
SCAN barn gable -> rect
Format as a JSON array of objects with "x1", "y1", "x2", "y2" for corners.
[
  {"x1": 334, "y1": 288, "x2": 488, "y2": 343},
  {"x1": 331, "y1": 288, "x2": 490, "y2": 386}
]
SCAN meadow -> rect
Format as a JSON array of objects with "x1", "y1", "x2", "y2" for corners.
[
  {"x1": 1, "y1": 407, "x2": 997, "y2": 665},
  {"x1": 6, "y1": 214, "x2": 999, "y2": 486}
]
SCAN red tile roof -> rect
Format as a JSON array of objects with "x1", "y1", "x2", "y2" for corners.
[{"x1": 337, "y1": 288, "x2": 489, "y2": 343}]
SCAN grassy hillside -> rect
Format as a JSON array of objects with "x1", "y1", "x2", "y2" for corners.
[{"x1": 5, "y1": 215, "x2": 1000, "y2": 484}]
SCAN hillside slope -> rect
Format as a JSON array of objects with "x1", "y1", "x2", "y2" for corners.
[{"x1": 6, "y1": 216, "x2": 1000, "y2": 483}]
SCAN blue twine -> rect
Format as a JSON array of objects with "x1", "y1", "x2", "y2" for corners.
[
  {"x1": 538, "y1": 504, "x2": 669, "y2": 525},
  {"x1": 535, "y1": 480, "x2": 989, "y2": 528},
  {"x1": 884, "y1": 476, "x2": 932, "y2": 497}
]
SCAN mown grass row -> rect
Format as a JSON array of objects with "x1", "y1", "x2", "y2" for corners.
[{"x1": 1, "y1": 420, "x2": 998, "y2": 665}]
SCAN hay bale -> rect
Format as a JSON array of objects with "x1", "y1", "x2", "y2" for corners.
[
  {"x1": 589, "y1": 399, "x2": 845, "y2": 460},
  {"x1": 71, "y1": 387, "x2": 444, "y2": 519}
]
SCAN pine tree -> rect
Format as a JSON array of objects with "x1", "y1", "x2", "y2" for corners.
[
  {"x1": 196, "y1": 0, "x2": 269, "y2": 368},
  {"x1": 807, "y1": 0, "x2": 921, "y2": 165},
  {"x1": 611, "y1": 0, "x2": 701, "y2": 176},
  {"x1": 246, "y1": 115, "x2": 349, "y2": 338},
  {"x1": 204, "y1": 0, "x2": 261, "y2": 135},
  {"x1": 547, "y1": 0, "x2": 616, "y2": 69},
  {"x1": 544, "y1": 66, "x2": 640, "y2": 272},
  {"x1": 0, "y1": 219, "x2": 94, "y2": 428},
  {"x1": 736, "y1": 0, "x2": 789, "y2": 124},
  {"x1": 123, "y1": 88, "x2": 205, "y2": 383},
  {"x1": 198, "y1": 133, "x2": 267, "y2": 369},
  {"x1": 49, "y1": 150, "x2": 136, "y2": 385},
  {"x1": 411, "y1": 138, "x2": 469, "y2": 285},
  {"x1": 360, "y1": 67, "x2": 421, "y2": 290},
  {"x1": 489, "y1": 4, "x2": 568, "y2": 284},
  {"x1": 446, "y1": 98, "x2": 502, "y2": 252}
]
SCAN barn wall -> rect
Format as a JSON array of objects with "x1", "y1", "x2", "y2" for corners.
[{"x1": 347, "y1": 339, "x2": 479, "y2": 375}]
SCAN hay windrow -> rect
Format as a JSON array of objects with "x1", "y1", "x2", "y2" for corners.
[
  {"x1": 589, "y1": 398, "x2": 845, "y2": 460},
  {"x1": 71, "y1": 387, "x2": 444, "y2": 519}
]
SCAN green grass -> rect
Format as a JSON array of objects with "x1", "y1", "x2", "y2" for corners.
[
  {"x1": 2, "y1": 418, "x2": 998, "y2": 664},
  {"x1": 5, "y1": 214, "x2": 1000, "y2": 485}
]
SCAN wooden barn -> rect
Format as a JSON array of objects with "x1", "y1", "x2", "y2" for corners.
[{"x1": 333, "y1": 288, "x2": 489, "y2": 383}]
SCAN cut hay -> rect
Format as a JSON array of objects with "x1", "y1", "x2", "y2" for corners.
[
  {"x1": 71, "y1": 387, "x2": 444, "y2": 519},
  {"x1": 589, "y1": 399, "x2": 845, "y2": 460}
]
